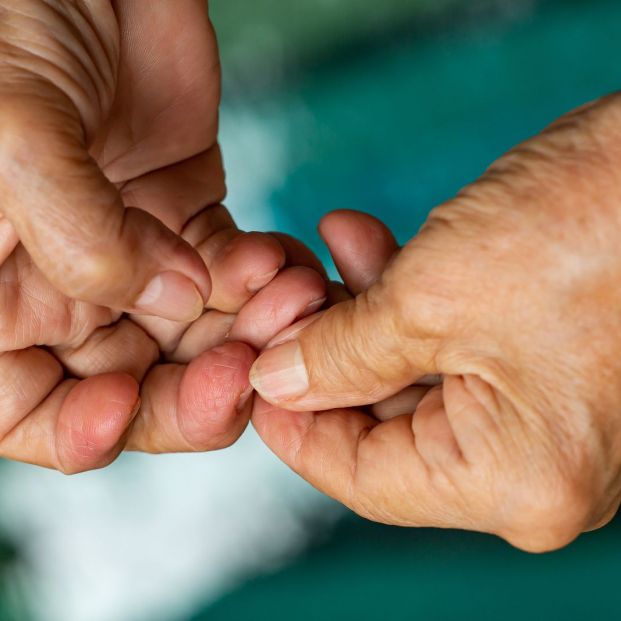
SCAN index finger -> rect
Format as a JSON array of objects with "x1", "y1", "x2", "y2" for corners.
[{"x1": 251, "y1": 395, "x2": 472, "y2": 530}]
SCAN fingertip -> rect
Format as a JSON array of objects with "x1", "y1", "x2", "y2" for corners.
[
  {"x1": 319, "y1": 209, "x2": 398, "y2": 294},
  {"x1": 57, "y1": 374, "x2": 140, "y2": 473},
  {"x1": 318, "y1": 209, "x2": 365, "y2": 241},
  {"x1": 207, "y1": 231, "x2": 286, "y2": 311},
  {"x1": 267, "y1": 232, "x2": 328, "y2": 278},
  {"x1": 319, "y1": 209, "x2": 394, "y2": 239},
  {"x1": 243, "y1": 232, "x2": 286, "y2": 292},
  {"x1": 177, "y1": 341, "x2": 257, "y2": 449}
]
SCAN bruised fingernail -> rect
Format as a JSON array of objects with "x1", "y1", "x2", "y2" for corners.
[
  {"x1": 135, "y1": 271, "x2": 204, "y2": 322},
  {"x1": 247, "y1": 269, "x2": 279, "y2": 293},
  {"x1": 267, "y1": 312, "x2": 324, "y2": 348},
  {"x1": 236, "y1": 385, "x2": 254, "y2": 413},
  {"x1": 250, "y1": 341, "x2": 309, "y2": 402}
]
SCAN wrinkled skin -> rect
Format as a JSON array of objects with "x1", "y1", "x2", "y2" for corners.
[
  {"x1": 252, "y1": 94, "x2": 621, "y2": 553},
  {"x1": 0, "y1": 0, "x2": 327, "y2": 472},
  {"x1": 3, "y1": 0, "x2": 621, "y2": 556}
]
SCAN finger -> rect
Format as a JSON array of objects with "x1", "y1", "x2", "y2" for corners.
[
  {"x1": 322, "y1": 209, "x2": 417, "y2": 418},
  {"x1": 120, "y1": 146, "x2": 227, "y2": 235},
  {"x1": 252, "y1": 397, "x2": 466, "y2": 529},
  {"x1": 0, "y1": 245, "x2": 115, "y2": 352},
  {"x1": 127, "y1": 202, "x2": 235, "y2": 354},
  {"x1": 411, "y1": 385, "x2": 462, "y2": 469},
  {"x1": 255, "y1": 211, "x2": 421, "y2": 412},
  {"x1": 167, "y1": 311, "x2": 236, "y2": 364},
  {"x1": 249, "y1": 269, "x2": 435, "y2": 410},
  {"x1": 0, "y1": 107, "x2": 210, "y2": 321},
  {"x1": 371, "y1": 385, "x2": 431, "y2": 421},
  {"x1": 319, "y1": 210, "x2": 399, "y2": 294},
  {"x1": 0, "y1": 367, "x2": 139, "y2": 474},
  {"x1": 132, "y1": 224, "x2": 287, "y2": 350},
  {"x1": 0, "y1": 348, "x2": 64, "y2": 439},
  {"x1": 200, "y1": 230, "x2": 286, "y2": 313},
  {"x1": 169, "y1": 265, "x2": 327, "y2": 364},
  {"x1": 229, "y1": 267, "x2": 327, "y2": 350},
  {"x1": 268, "y1": 232, "x2": 328, "y2": 278},
  {"x1": 250, "y1": 210, "x2": 434, "y2": 410},
  {"x1": 52, "y1": 319, "x2": 160, "y2": 381},
  {"x1": 127, "y1": 342, "x2": 256, "y2": 453},
  {"x1": 255, "y1": 307, "x2": 433, "y2": 419}
]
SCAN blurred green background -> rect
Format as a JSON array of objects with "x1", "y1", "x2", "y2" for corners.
[{"x1": 2, "y1": 0, "x2": 621, "y2": 619}]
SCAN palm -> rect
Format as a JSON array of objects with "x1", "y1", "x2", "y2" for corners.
[{"x1": 92, "y1": 1, "x2": 221, "y2": 187}]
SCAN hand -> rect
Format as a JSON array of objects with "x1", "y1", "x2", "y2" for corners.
[
  {"x1": 1, "y1": 0, "x2": 217, "y2": 320},
  {"x1": 0, "y1": 203, "x2": 327, "y2": 472},
  {"x1": 0, "y1": 0, "x2": 329, "y2": 473},
  {"x1": 251, "y1": 94, "x2": 621, "y2": 552}
]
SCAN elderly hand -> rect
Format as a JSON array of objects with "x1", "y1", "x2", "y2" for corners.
[
  {"x1": 251, "y1": 94, "x2": 621, "y2": 552},
  {"x1": 0, "y1": 0, "x2": 328, "y2": 473},
  {"x1": 0, "y1": 210, "x2": 325, "y2": 472},
  {"x1": 1, "y1": 0, "x2": 217, "y2": 321}
]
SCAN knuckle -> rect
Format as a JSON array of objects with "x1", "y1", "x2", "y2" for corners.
[
  {"x1": 380, "y1": 248, "x2": 460, "y2": 358},
  {"x1": 54, "y1": 250, "x2": 126, "y2": 301},
  {"x1": 500, "y1": 476, "x2": 593, "y2": 552},
  {"x1": 313, "y1": 304, "x2": 390, "y2": 399},
  {"x1": 349, "y1": 491, "x2": 395, "y2": 525}
]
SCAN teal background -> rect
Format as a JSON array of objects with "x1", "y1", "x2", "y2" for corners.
[{"x1": 195, "y1": 518, "x2": 621, "y2": 620}]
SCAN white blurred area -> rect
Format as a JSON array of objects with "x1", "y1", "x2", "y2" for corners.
[
  {"x1": 0, "y1": 107, "x2": 339, "y2": 621},
  {"x1": 219, "y1": 106, "x2": 287, "y2": 232}
]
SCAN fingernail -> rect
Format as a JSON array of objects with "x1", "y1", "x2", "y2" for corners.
[
  {"x1": 247, "y1": 269, "x2": 279, "y2": 293},
  {"x1": 236, "y1": 385, "x2": 254, "y2": 413},
  {"x1": 299, "y1": 297, "x2": 326, "y2": 318},
  {"x1": 267, "y1": 312, "x2": 324, "y2": 348},
  {"x1": 250, "y1": 341, "x2": 309, "y2": 402},
  {"x1": 135, "y1": 271, "x2": 204, "y2": 322}
]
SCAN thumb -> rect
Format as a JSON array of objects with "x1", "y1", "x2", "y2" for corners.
[
  {"x1": 249, "y1": 267, "x2": 439, "y2": 411},
  {"x1": 0, "y1": 107, "x2": 210, "y2": 322}
]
